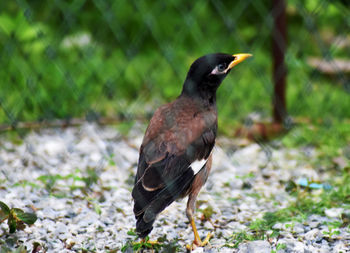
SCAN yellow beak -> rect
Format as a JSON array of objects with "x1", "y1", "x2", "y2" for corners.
[{"x1": 228, "y1": 53, "x2": 253, "y2": 69}]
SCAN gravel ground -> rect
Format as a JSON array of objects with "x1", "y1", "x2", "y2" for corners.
[{"x1": 0, "y1": 123, "x2": 349, "y2": 252}]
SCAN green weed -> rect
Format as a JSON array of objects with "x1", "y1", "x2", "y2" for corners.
[
  {"x1": 121, "y1": 229, "x2": 180, "y2": 252},
  {"x1": 0, "y1": 201, "x2": 37, "y2": 234},
  {"x1": 37, "y1": 168, "x2": 99, "y2": 195},
  {"x1": 223, "y1": 231, "x2": 265, "y2": 248},
  {"x1": 271, "y1": 243, "x2": 287, "y2": 253}
]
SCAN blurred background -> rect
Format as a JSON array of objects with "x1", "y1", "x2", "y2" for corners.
[
  {"x1": 0, "y1": 0, "x2": 349, "y2": 152},
  {"x1": 0, "y1": 1, "x2": 350, "y2": 251}
]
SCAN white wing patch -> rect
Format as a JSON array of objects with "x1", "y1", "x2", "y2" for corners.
[{"x1": 190, "y1": 159, "x2": 207, "y2": 175}]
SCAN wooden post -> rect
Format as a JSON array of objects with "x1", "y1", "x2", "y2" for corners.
[{"x1": 272, "y1": 0, "x2": 287, "y2": 123}]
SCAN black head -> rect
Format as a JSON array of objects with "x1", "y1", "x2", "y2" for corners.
[{"x1": 181, "y1": 53, "x2": 252, "y2": 102}]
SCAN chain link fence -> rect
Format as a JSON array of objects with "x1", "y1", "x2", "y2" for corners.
[{"x1": 1, "y1": 0, "x2": 348, "y2": 131}]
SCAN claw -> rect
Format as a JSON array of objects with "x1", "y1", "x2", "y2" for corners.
[
  {"x1": 185, "y1": 232, "x2": 212, "y2": 250},
  {"x1": 185, "y1": 218, "x2": 213, "y2": 250}
]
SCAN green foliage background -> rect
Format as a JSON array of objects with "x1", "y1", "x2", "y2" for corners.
[{"x1": 0, "y1": 0, "x2": 349, "y2": 141}]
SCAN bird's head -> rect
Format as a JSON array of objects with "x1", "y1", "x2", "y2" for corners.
[{"x1": 182, "y1": 53, "x2": 252, "y2": 102}]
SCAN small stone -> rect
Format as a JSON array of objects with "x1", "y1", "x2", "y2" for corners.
[
  {"x1": 332, "y1": 156, "x2": 347, "y2": 169},
  {"x1": 304, "y1": 226, "x2": 311, "y2": 232},
  {"x1": 308, "y1": 221, "x2": 320, "y2": 228},
  {"x1": 293, "y1": 223, "x2": 305, "y2": 234},
  {"x1": 272, "y1": 223, "x2": 283, "y2": 230},
  {"x1": 41, "y1": 219, "x2": 56, "y2": 232},
  {"x1": 304, "y1": 228, "x2": 323, "y2": 242},
  {"x1": 62, "y1": 240, "x2": 73, "y2": 250},
  {"x1": 192, "y1": 247, "x2": 204, "y2": 253},
  {"x1": 45, "y1": 140, "x2": 66, "y2": 156},
  {"x1": 333, "y1": 240, "x2": 347, "y2": 252},
  {"x1": 55, "y1": 222, "x2": 68, "y2": 234},
  {"x1": 277, "y1": 238, "x2": 305, "y2": 252},
  {"x1": 321, "y1": 239, "x2": 330, "y2": 248},
  {"x1": 90, "y1": 152, "x2": 102, "y2": 162},
  {"x1": 325, "y1": 208, "x2": 343, "y2": 218},
  {"x1": 238, "y1": 240, "x2": 271, "y2": 253},
  {"x1": 1, "y1": 124, "x2": 349, "y2": 252},
  {"x1": 58, "y1": 233, "x2": 69, "y2": 241},
  {"x1": 41, "y1": 207, "x2": 58, "y2": 220}
]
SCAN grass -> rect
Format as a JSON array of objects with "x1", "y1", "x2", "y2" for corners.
[
  {"x1": 10, "y1": 168, "x2": 103, "y2": 216},
  {"x1": 36, "y1": 168, "x2": 99, "y2": 195},
  {"x1": 281, "y1": 119, "x2": 350, "y2": 159},
  {"x1": 223, "y1": 167, "x2": 350, "y2": 249},
  {"x1": 120, "y1": 229, "x2": 180, "y2": 252}
]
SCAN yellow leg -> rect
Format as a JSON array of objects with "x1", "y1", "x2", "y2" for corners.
[{"x1": 186, "y1": 218, "x2": 212, "y2": 250}]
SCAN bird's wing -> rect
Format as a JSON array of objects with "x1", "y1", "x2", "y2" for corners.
[
  {"x1": 138, "y1": 127, "x2": 216, "y2": 191},
  {"x1": 132, "y1": 101, "x2": 217, "y2": 229},
  {"x1": 135, "y1": 102, "x2": 217, "y2": 190}
]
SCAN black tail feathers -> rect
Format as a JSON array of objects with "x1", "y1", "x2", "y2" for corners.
[
  {"x1": 136, "y1": 213, "x2": 155, "y2": 238},
  {"x1": 132, "y1": 169, "x2": 194, "y2": 238}
]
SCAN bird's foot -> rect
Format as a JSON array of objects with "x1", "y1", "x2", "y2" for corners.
[
  {"x1": 196, "y1": 232, "x2": 212, "y2": 246},
  {"x1": 186, "y1": 232, "x2": 212, "y2": 250},
  {"x1": 146, "y1": 240, "x2": 160, "y2": 245},
  {"x1": 139, "y1": 238, "x2": 160, "y2": 245},
  {"x1": 132, "y1": 238, "x2": 160, "y2": 250}
]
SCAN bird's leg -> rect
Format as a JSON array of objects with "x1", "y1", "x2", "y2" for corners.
[{"x1": 185, "y1": 189, "x2": 212, "y2": 249}]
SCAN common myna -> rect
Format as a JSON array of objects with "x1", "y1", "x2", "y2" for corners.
[{"x1": 132, "y1": 53, "x2": 252, "y2": 248}]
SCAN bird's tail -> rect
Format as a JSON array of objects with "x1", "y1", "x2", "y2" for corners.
[{"x1": 132, "y1": 169, "x2": 194, "y2": 238}]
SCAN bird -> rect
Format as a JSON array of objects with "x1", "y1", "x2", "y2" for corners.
[{"x1": 132, "y1": 53, "x2": 252, "y2": 248}]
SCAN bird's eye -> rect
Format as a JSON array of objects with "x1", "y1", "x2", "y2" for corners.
[{"x1": 217, "y1": 63, "x2": 227, "y2": 72}]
